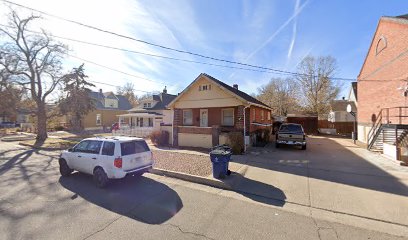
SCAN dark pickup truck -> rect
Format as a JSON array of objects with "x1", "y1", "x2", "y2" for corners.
[{"x1": 275, "y1": 123, "x2": 307, "y2": 150}]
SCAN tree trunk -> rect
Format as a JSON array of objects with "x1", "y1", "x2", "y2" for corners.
[{"x1": 36, "y1": 102, "x2": 48, "y2": 142}]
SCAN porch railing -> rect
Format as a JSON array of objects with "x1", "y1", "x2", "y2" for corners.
[{"x1": 113, "y1": 127, "x2": 154, "y2": 138}]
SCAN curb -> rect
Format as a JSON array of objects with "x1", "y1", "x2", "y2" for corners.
[
  {"x1": 18, "y1": 142, "x2": 65, "y2": 151},
  {"x1": 150, "y1": 163, "x2": 248, "y2": 190},
  {"x1": 150, "y1": 168, "x2": 233, "y2": 190}
]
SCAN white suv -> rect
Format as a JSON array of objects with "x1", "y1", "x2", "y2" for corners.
[{"x1": 59, "y1": 136, "x2": 153, "y2": 188}]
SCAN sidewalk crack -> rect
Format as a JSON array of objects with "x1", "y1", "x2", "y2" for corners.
[{"x1": 164, "y1": 223, "x2": 216, "y2": 240}]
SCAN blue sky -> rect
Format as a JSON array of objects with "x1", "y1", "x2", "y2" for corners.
[{"x1": 1, "y1": 0, "x2": 408, "y2": 99}]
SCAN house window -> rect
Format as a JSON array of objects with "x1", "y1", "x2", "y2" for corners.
[
  {"x1": 143, "y1": 103, "x2": 151, "y2": 108},
  {"x1": 96, "y1": 114, "x2": 101, "y2": 125},
  {"x1": 261, "y1": 110, "x2": 264, "y2": 121},
  {"x1": 267, "y1": 111, "x2": 271, "y2": 121},
  {"x1": 199, "y1": 84, "x2": 211, "y2": 91},
  {"x1": 222, "y1": 108, "x2": 234, "y2": 126},
  {"x1": 252, "y1": 108, "x2": 256, "y2": 121},
  {"x1": 183, "y1": 109, "x2": 193, "y2": 125},
  {"x1": 148, "y1": 118, "x2": 153, "y2": 127}
]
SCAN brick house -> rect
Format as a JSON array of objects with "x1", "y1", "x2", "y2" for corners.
[
  {"x1": 167, "y1": 73, "x2": 272, "y2": 149},
  {"x1": 357, "y1": 14, "x2": 408, "y2": 157}
]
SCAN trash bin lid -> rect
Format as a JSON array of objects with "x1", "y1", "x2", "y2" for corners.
[{"x1": 210, "y1": 149, "x2": 231, "y2": 155}]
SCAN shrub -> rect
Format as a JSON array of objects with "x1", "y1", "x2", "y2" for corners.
[
  {"x1": 54, "y1": 126, "x2": 65, "y2": 131},
  {"x1": 227, "y1": 132, "x2": 244, "y2": 154},
  {"x1": 149, "y1": 130, "x2": 169, "y2": 146}
]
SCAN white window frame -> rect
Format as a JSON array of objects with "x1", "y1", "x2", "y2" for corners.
[
  {"x1": 252, "y1": 108, "x2": 256, "y2": 121},
  {"x1": 221, "y1": 108, "x2": 234, "y2": 126},
  {"x1": 267, "y1": 111, "x2": 271, "y2": 120},
  {"x1": 96, "y1": 114, "x2": 102, "y2": 125},
  {"x1": 261, "y1": 110, "x2": 264, "y2": 121},
  {"x1": 183, "y1": 109, "x2": 193, "y2": 125}
]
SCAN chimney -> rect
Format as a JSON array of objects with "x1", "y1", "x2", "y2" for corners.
[
  {"x1": 233, "y1": 84, "x2": 238, "y2": 90},
  {"x1": 163, "y1": 86, "x2": 167, "y2": 94},
  {"x1": 99, "y1": 89, "x2": 103, "y2": 94},
  {"x1": 342, "y1": 97, "x2": 345, "y2": 100}
]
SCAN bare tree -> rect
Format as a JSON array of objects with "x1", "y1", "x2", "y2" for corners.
[
  {"x1": 116, "y1": 82, "x2": 138, "y2": 107},
  {"x1": 257, "y1": 77, "x2": 300, "y2": 116},
  {"x1": 59, "y1": 64, "x2": 95, "y2": 132},
  {"x1": 0, "y1": 11, "x2": 67, "y2": 141},
  {"x1": 296, "y1": 56, "x2": 340, "y2": 118}
]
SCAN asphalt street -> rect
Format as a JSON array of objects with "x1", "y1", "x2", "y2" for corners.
[{"x1": 0, "y1": 141, "x2": 406, "y2": 240}]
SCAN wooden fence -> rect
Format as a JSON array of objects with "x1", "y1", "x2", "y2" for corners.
[{"x1": 318, "y1": 120, "x2": 354, "y2": 135}]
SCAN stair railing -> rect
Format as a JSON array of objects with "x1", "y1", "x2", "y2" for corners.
[{"x1": 367, "y1": 109, "x2": 383, "y2": 149}]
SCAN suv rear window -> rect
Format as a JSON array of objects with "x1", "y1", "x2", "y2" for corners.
[
  {"x1": 120, "y1": 141, "x2": 150, "y2": 156},
  {"x1": 101, "y1": 142, "x2": 115, "y2": 156},
  {"x1": 280, "y1": 124, "x2": 303, "y2": 132}
]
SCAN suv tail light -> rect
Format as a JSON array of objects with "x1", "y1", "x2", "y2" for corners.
[{"x1": 114, "y1": 157, "x2": 122, "y2": 168}]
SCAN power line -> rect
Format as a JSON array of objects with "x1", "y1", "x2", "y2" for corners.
[
  {"x1": 88, "y1": 80, "x2": 154, "y2": 93},
  {"x1": 0, "y1": 23, "x2": 294, "y2": 75},
  {"x1": 66, "y1": 53, "x2": 171, "y2": 86},
  {"x1": 0, "y1": 0, "x2": 358, "y2": 81}
]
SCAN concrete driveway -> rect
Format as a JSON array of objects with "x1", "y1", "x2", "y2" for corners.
[{"x1": 231, "y1": 136, "x2": 408, "y2": 235}]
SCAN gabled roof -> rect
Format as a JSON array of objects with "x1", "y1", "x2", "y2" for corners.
[
  {"x1": 168, "y1": 73, "x2": 271, "y2": 110},
  {"x1": 350, "y1": 82, "x2": 357, "y2": 100},
  {"x1": 89, "y1": 91, "x2": 132, "y2": 110},
  {"x1": 330, "y1": 100, "x2": 356, "y2": 112},
  {"x1": 103, "y1": 92, "x2": 118, "y2": 100},
  {"x1": 357, "y1": 14, "x2": 408, "y2": 79},
  {"x1": 128, "y1": 92, "x2": 177, "y2": 112}
]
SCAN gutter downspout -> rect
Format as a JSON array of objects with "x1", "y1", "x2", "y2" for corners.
[{"x1": 243, "y1": 105, "x2": 250, "y2": 153}]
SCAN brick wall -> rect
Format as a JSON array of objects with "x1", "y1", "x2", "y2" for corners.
[
  {"x1": 358, "y1": 17, "x2": 408, "y2": 126},
  {"x1": 178, "y1": 126, "x2": 212, "y2": 134},
  {"x1": 249, "y1": 106, "x2": 273, "y2": 132}
]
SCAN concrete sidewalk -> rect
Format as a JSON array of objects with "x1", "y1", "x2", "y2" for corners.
[{"x1": 227, "y1": 136, "x2": 408, "y2": 236}]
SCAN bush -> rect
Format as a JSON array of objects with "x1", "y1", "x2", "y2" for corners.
[
  {"x1": 54, "y1": 126, "x2": 65, "y2": 131},
  {"x1": 227, "y1": 132, "x2": 244, "y2": 154},
  {"x1": 149, "y1": 130, "x2": 169, "y2": 146}
]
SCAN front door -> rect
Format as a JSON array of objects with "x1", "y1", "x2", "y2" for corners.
[{"x1": 200, "y1": 109, "x2": 208, "y2": 127}]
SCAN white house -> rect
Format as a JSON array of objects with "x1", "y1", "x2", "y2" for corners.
[
  {"x1": 115, "y1": 87, "x2": 176, "y2": 137},
  {"x1": 328, "y1": 100, "x2": 357, "y2": 123}
]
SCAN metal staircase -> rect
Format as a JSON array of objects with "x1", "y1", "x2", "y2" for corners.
[{"x1": 367, "y1": 107, "x2": 408, "y2": 152}]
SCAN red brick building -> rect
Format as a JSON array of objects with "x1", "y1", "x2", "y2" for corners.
[
  {"x1": 357, "y1": 14, "x2": 408, "y2": 152},
  {"x1": 168, "y1": 73, "x2": 272, "y2": 150}
]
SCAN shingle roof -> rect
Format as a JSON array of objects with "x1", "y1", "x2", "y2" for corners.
[
  {"x1": 89, "y1": 91, "x2": 132, "y2": 110},
  {"x1": 330, "y1": 100, "x2": 356, "y2": 112},
  {"x1": 129, "y1": 92, "x2": 177, "y2": 112},
  {"x1": 202, "y1": 73, "x2": 270, "y2": 109}
]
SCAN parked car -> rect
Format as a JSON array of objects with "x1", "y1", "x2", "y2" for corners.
[
  {"x1": 0, "y1": 122, "x2": 16, "y2": 128},
  {"x1": 275, "y1": 123, "x2": 307, "y2": 150},
  {"x1": 59, "y1": 136, "x2": 153, "y2": 188}
]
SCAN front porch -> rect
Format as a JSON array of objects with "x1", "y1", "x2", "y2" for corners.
[{"x1": 115, "y1": 112, "x2": 164, "y2": 137}]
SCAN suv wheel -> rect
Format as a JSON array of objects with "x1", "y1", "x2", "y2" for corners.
[
  {"x1": 301, "y1": 145, "x2": 307, "y2": 150},
  {"x1": 93, "y1": 167, "x2": 108, "y2": 188},
  {"x1": 275, "y1": 142, "x2": 280, "y2": 148},
  {"x1": 59, "y1": 159, "x2": 73, "y2": 176}
]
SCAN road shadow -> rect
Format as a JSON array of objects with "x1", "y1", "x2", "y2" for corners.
[
  {"x1": 234, "y1": 137, "x2": 408, "y2": 197},
  {"x1": 223, "y1": 172, "x2": 286, "y2": 207},
  {"x1": 59, "y1": 173, "x2": 183, "y2": 224}
]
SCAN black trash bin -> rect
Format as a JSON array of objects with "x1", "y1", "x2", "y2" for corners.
[{"x1": 210, "y1": 148, "x2": 232, "y2": 179}]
